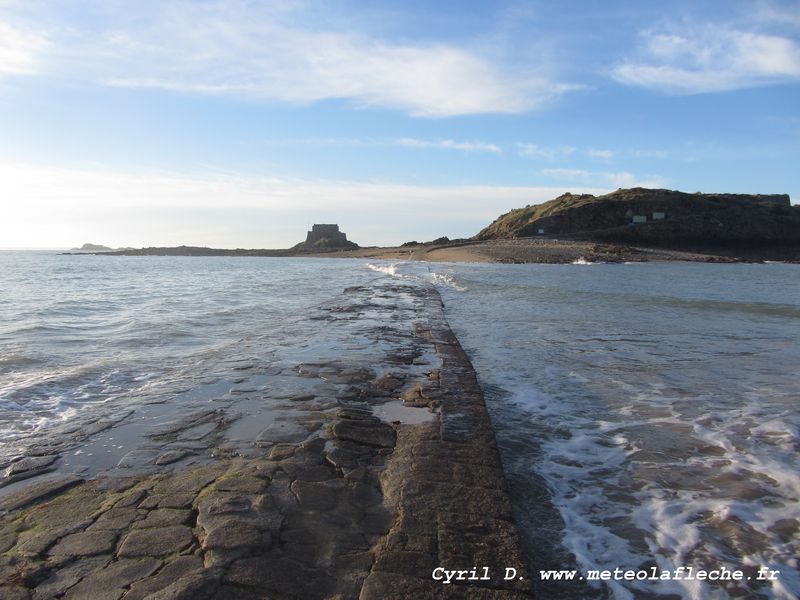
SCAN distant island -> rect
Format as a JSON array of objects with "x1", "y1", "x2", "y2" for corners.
[
  {"x1": 64, "y1": 189, "x2": 799, "y2": 263},
  {"x1": 69, "y1": 243, "x2": 135, "y2": 253}
]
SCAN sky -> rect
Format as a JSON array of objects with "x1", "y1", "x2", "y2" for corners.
[{"x1": 1, "y1": 0, "x2": 798, "y2": 249}]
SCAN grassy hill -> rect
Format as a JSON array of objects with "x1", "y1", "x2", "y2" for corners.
[{"x1": 475, "y1": 188, "x2": 798, "y2": 247}]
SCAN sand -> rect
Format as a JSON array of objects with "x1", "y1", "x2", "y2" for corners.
[{"x1": 303, "y1": 237, "x2": 758, "y2": 264}]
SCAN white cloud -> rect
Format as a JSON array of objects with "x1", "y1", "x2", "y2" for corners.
[
  {"x1": 394, "y1": 138, "x2": 502, "y2": 153},
  {"x1": 541, "y1": 167, "x2": 667, "y2": 188},
  {"x1": 1, "y1": 2, "x2": 576, "y2": 116},
  {"x1": 586, "y1": 148, "x2": 615, "y2": 161},
  {"x1": 253, "y1": 136, "x2": 503, "y2": 153},
  {"x1": 0, "y1": 161, "x2": 605, "y2": 248},
  {"x1": 0, "y1": 21, "x2": 48, "y2": 75},
  {"x1": 632, "y1": 148, "x2": 669, "y2": 159},
  {"x1": 613, "y1": 24, "x2": 800, "y2": 93},
  {"x1": 517, "y1": 143, "x2": 576, "y2": 160},
  {"x1": 541, "y1": 168, "x2": 591, "y2": 178},
  {"x1": 604, "y1": 171, "x2": 667, "y2": 188}
]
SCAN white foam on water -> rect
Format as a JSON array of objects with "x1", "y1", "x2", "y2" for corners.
[
  {"x1": 367, "y1": 262, "x2": 401, "y2": 276},
  {"x1": 428, "y1": 271, "x2": 466, "y2": 292}
]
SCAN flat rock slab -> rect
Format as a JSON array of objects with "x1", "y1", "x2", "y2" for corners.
[
  {"x1": 0, "y1": 475, "x2": 83, "y2": 512},
  {"x1": 133, "y1": 508, "x2": 191, "y2": 529},
  {"x1": 332, "y1": 420, "x2": 397, "y2": 448},
  {"x1": 32, "y1": 555, "x2": 111, "y2": 600},
  {"x1": 118, "y1": 526, "x2": 193, "y2": 557},
  {"x1": 123, "y1": 555, "x2": 204, "y2": 600},
  {"x1": 256, "y1": 421, "x2": 310, "y2": 446},
  {"x1": 2, "y1": 455, "x2": 59, "y2": 485},
  {"x1": 203, "y1": 519, "x2": 269, "y2": 550},
  {"x1": 64, "y1": 558, "x2": 162, "y2": 600},
  {"x1": 89, "y1": 507, "x2": 142, "y2": 531},
  {"x1": 154, "y1": 450, "x2": 189, "y2": 466},
  {"x1": 49, "y1": 530, "x2": 118, "y2": 557}
]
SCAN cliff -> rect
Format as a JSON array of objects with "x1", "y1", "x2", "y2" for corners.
[{"x1": 475, "y1": 188, "x2": 797, "y2": 247}]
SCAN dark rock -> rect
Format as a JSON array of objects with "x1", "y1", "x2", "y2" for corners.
[
  {"x1": 0, "y1": 588, "x2": 30, "y2": 600},
  {"x1": 31, "y1": 555, "x2": 110, "y2": 600},
  {"x1": 113, "y1": 488, "x2": 148, "y2": 508},
  {"x1": 225, "y1": 556, "x2": 325, "y2": 598},
  {"x1": 475, "y1": 187, "x2": 799, "y2": 247},
  {"x1": 325, "y1": 448, "x2": 361, "y2": 470},
  {"x1": 154, "y1": 450, "x2": 189, "y2": 466},
  {"x1": 335, "y1": 407, "x2": 380, "y2": 422},
  {"x1": 268, "y1": 445, "x2": 296, "y2": 461},
  {"x1": 122, "y1": 556, "x2": 204, "y2": 600},
  {"x1": 332, "y1": 421, "x2": 396, "y2": 448},
  {"x1": 0, "y1": 533, "x2": 16, "y2": 554},
  {"x1": 2, "y1": 456, "x2": 59, "y2": 486},
  {"x1": 290, "y1": 479, "x2": 345, "y2": 511},
  {"x1": 146, "y1": 570, "x2": 221, "y2": 600},
  {"x1": 64, "y1": 558, "x2": 161, "y2": 600},
  {"x1": 202, "y1": 519, "x2": 270, "y2": 550}
]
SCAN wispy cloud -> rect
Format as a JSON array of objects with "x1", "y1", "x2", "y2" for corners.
[
  {"x1": 0, "y1": 21, "x2": 48, "y2": 75},
  {"x1": 631, "y1": 148, "x2": 669, "y2": 159},
  {"x1": 1, "y1": 2, "x2": 576, "y2": 116},
  {"x1": 754, "y1": 1, "x2": 800, "y2": 28},
  {"x1": 541, "y1": 167, "x2": 667, "y2": 188},
  {"x1": 613, "y1": 23, "x2": 800, "y2": 93},
  {"x1": 517, "y1": 143, "x2": 576, "y2": 160},
  {"x1": 395, "y1": 138, "x2": 502, "y2": 153},
  {"x1": 586, "y1": 148, "x2": 615, "y2": 161},
  {"x1": 541, "y1": 168, "x2": 591, "y2": 178},
  {"x1": 254, "y1": 136, "x2": 502, "y2": 153}
]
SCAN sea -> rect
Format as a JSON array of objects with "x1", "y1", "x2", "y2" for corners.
[{"x1": 1, "y1": 251, "x2": 798, "y2": 599}]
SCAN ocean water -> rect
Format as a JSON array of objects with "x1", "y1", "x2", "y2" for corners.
[
  {"x1": 428, "y1": 261, "x2": 800, "y2": 600},
  {"x1": 0, "y1": 252, "x2": 379, "y2": 458},
  {"x1": 1, "y1": 252, "x2": 798, "y2": 599}
]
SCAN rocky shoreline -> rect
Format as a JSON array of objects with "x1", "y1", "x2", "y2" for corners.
[
  {"x1": 0, "y1": 280, "x2": 531, "y2": 599},
  {"x1": 76, "y1": 237, "x2": 800, "y2": 264}
]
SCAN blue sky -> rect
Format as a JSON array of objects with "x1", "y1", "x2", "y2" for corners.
[{"x1": 1, "y1": 0, "x2": 798, "y2": 248}]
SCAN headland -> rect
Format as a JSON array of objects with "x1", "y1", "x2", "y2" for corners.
[{"x1": 67, "y1": 188, "x2": 799, "y2": 263}]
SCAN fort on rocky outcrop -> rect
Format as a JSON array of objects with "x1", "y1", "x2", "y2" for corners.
[
  {"x1": 294, "y1": 224, "x2": 359, "y2": 251},
  {"x1": 306, "y1": 224, "x2": 348, "y2": 245}
]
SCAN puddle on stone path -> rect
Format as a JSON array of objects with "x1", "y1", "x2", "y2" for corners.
[{"x1": 373, "y1": 402, "x2": 437, "y2": 425}]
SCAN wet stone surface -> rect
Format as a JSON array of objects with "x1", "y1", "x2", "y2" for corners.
[{"x1": 0, "y1": 279, "x2": 531, "y2": 599}]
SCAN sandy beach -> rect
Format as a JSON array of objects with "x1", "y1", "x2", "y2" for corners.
[{"x1": 301, "y1": 237, "x2": 798, "y2": 264}]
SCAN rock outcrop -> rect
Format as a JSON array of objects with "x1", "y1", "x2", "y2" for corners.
[
  {"x1": 293, "y1": 224, "x2": 359, "y2": 252},
  {"x1": 475, "y1": 188, "x2": 798, "y2": 247}
]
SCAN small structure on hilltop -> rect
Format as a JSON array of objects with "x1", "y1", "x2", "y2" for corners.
[{"x1": 293, "y1": 224, "x2": 359, "y2": 251}]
